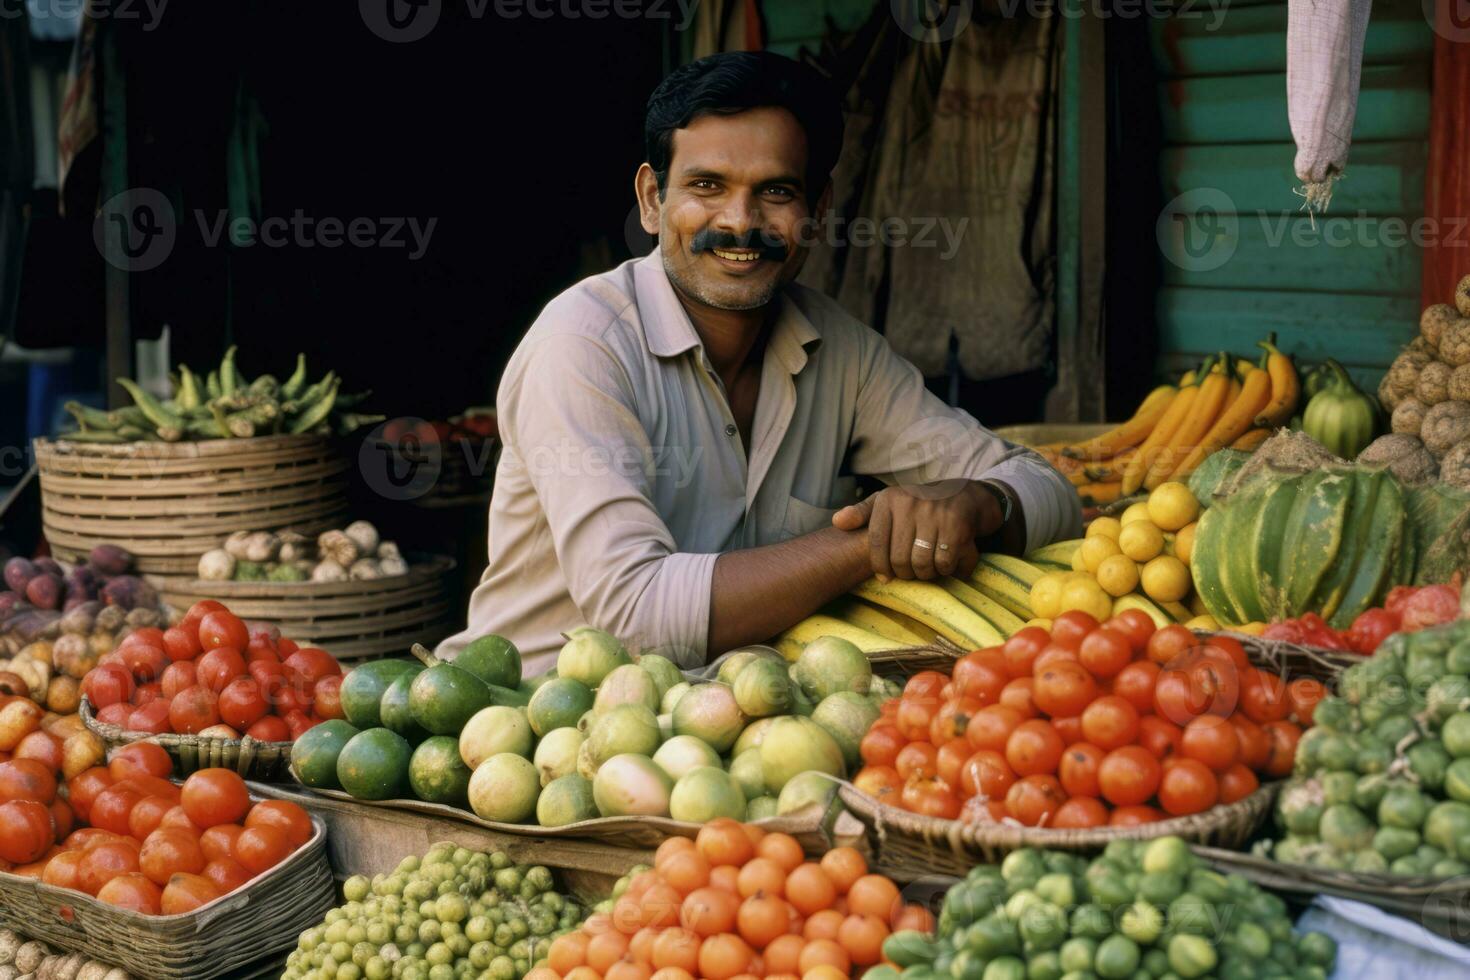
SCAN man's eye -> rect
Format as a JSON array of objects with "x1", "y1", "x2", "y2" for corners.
[
  {"x1": 763, "y1": 187, "x2": 794, "y2": 199},
  {"x1": 691, "y1": 180, "x2": 718, "y2": 190}
]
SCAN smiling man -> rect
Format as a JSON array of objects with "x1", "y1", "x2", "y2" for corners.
[{"x1": 439, "y1": 52, "x2": 1081, "y2": 675}]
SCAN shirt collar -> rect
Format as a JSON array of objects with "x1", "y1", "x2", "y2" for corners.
[{"x1": 633, "y1": 252, "x2": 822, "y2": 373}]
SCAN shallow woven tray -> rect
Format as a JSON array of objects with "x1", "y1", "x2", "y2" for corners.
[
  {"x1": 36, "y1": 434, "x2": 349, "y2": 579},
  {"x1": 866, "y1": 642, "x2": 964, "y2": 675},
  {"x1": 1193, "y1": 844, "x2": 1470, "y2": 941},
  {"x1": 0, "y1": 805, "x2": 334, "y2": 979},
  {"x1": 81, "y1": 697, "x2": 294, "y2": 781},
  {"x1": 842, "y1": 630, "x2": 1356, "y2": 880},
  {"x1": 160, "y1": 556, "x2": 458, "y2": 662}
]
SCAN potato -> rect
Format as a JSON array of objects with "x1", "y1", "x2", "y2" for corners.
[
  {"x1": 1422, "y1": 303, "x2": 1458, "y2": 349},
  {"x1": 41, "y1": 711, "x2": 86, "y2": 740},
  {"x1": 1378, "y1": 374, "x2": 1405, "y2": 412},
  {"x1": 45, "y1": 676, "x2": 80, "y2": 714},
  {"x1": 1457, "y1": 273, "x2": 1470, "y2": 317},
  {"x1": 0, "y1": 699, "x2": 44, "y2": 752},
  {"x1": 1416, "y1": 361, "x2": 1452, "y2": 404},
  {"x1": 15, "y1": 941, "x2": 47, "y2": 974},
  {"x1": 61, "y1": 729, "x2": 106, "y2": 779},
  {"x1": 1442, "y1": 440, "x2": 1470, "y2": 490},
  {"x1": 1439, "y1": 318, "x2": 1470, "y2": 367},
  {"x1": 1387, "y1": 347, "x2": 1433, "y2": 392},
  {"x1": 1422, "y1": 399, "x2": 1470, "y2": 455},
  {"x1": 0, "y1": 671, "x2": 28, "y2": 700}
]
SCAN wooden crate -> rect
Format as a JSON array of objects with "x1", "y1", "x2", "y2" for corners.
[
  {"x1": 159, "y1": 555, "x2": 457, "y2": 662},
  {"x1": 35, "y1": 435, "x2": 349, "y2": 584}
]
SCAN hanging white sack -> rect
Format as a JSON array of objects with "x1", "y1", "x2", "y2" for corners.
[{"x1": 1286, "y1": 0, "x2": 1373, "y2": 211}]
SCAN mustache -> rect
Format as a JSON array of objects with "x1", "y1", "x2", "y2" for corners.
[{"x1": 689, "y1": 228, "x2": 789, "y2": 261}]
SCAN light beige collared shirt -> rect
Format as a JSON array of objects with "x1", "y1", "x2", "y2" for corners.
[{"x1": 438, "y1": 254, "x2": 1081, "y2": 675}]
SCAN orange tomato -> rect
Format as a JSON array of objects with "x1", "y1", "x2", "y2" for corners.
[
  {"x1": 696, "y1": 819, "x2": 755, "y2": 868},
  {"x1": 798, "y1": 938, "x2": 850, "y2": 976},
  {"x1": 895, "y1": 698, "x2": 939, "y2": 743},
  {"x1": 0, "y1": 759, "x2": 57, "y2": 805},
  {"x1": 586, "y1": 929, "x2": 632, "y2": 973},
  {"x1": 900, "y1": 777, "x2": 960, "y2": 819},
  {"x1": 893, "y1": 904, "x2": 936, "y2": 933},
  {"x1": 127, "y1": 795, "x2": 176, "y2": 841},
  {"x1": 1050, "y1": 611, "x2": 1100, "y2": 649},
  {"x1": 661, "y1": 848, "x2": 711, "y2": 895},
  {"x1": 1145, "y1": 624, "x2": 1195, "y2": 665},
  {"x1": 739, "y1": 893, "x2": 793, "y2": 947},
  {"x1": 1262, "y1": 720, "x2": 1301, "y2": 778},
  {"x1": 755, "y1": 832, "x2": 804, "y2": 873},
  {"x1": 0, "y1": 800, "x2": 53, "y2": 864},
  {"x1": 785, "y1": 863, "x2": 839, "y2": 917},
  {"x1": 1097, "y1": 746, "x2": 1162, "y2": 807},
  {"x1": 1033, "y1": 661, "x2": 1098, "y2": 718},
  {"x1": 1287, "y1": 677, "x2": 1326, "y2": 725},
  {"x1": 1109, "y1": 804, "x2": 1164, "y2": 826},
  {"x1": 959, "y1": 750, "x2": 1015, "y2": 800},
  {"x1": 1051, "y1": 796, "x2": 1109, "y2": 828},
  {"x1": 697, "y1": 933, "x2": 754, "y2": 980},
  {"x1": 88, "y1": 785, "x2": 143, "y2": 836},
  {"x1": 202, "y1": 857, "x2": 252, "y2": 893},
  {"x1": 159, "y1": 805, "x2": 202, "y2": 836},
  {"x1": 66, "y1": 767, "x2": 114, "y2": 823},
  {"x1": 1138, "y1": 716, "x2": 1183, "y2": 761},
  {"x1": 936, "y1": 739, "x2": 972, "y2": 789},
  {"x1": 681, "y1": 886, "x2": 740, "y2": 936},
  {"x1": 1181, "y1": 714, "x2": 1240, "y2": 772},
  {"x1": 1032, "y1": 644, "x2": 1080, "y2": 672},
  {"x1": 1218, "y1": 763, "x2": 1260, "y2": 804},
  {"x1": 846, "y1": 874, "x2": 900, "y2": 921},
  {"x1": 998, "y1": 677, "x2": 1037, "y2": 718},
  {"x1": 858, "y1": 723, "x2": 904, "y2": 768},
  {"x1": 96, "y1": 872, "x2": 162, "y2": 914},
  {"x1": 160, "y1": 871, "x2": 223, "y2": 914},
  {"x1": 650, "y1": 928, "x2": 701, "y2": 973},
  {"x1": 929, "y1": 697, "x2": 983, "y2": 746},
  {"x1": 903, "y1": 672, "x2": 948, "y2": 701},
  {"x1": 964, "y1": 705, "x2": 1023, "y2": 753},
  {"x1": 41, "y1": 849, "x2": 84, "y2": 890},
  {"x1": 1057, "y1": 743, "x2": 1105, "y2": 799},
  {"x1": 78, "y1": 841, "x2": 140, "y2": 895},
  {"x1": 244, "y1": 800, "x2": 313, "y2": 849},
  {"x1": 951, "y1": 652, "x2": 1007, "y2": 705},
  {"x1": 1004, "y1": 719, "x2": 1064, "y2": 777},
  {"x1": 1106, "y1": 609, "x2": 1157, "y2": 653},
  {"x1": 818, "y1": 847, "x2": 867, "y2": 895},
  {"x1": 853, "y1": 765, "x2": 902, "y2": 802},
  {"x1": 1005, "y1": 775, "x2": 1066, "y2": 827},
  {"x1": 180, "y1": 768, "x2": 251, "y2": 829},
  {"x1": 1157, "y1": 757, "x2": 1218, "y2": 816},
  {"x1": 735, "y1": 857, "x2": 786, "y2": 899},
  {"x1": 1078, "y1": 628, "x2": 1133, "y2": 679},
  {"x1": 837, "y1": 913, "x2": 888, "y2": 965},
  {"x1": 894, "y1": 742, "x2": 939, "y2": 781},
  {"x1": 140, "y1": 828, "x2": 206, "y2": 885},
  {"x1": 802, "y1": 908, "x2": 844, "y2": 942},
  {"x1": 1111, "y1": 660, "x2": 1160, "y2": 714},
  {"x1": 1080, "y1": 695, "x2": 1140, "y2": 750},
  {"x1": 1051, "y1": 715, "x2": 1084, "y2": 747}
]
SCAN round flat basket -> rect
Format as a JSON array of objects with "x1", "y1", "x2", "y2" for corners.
[
  {"x1": 35, "y1": 434, "x2": 349, "y2": 583},
  {"x1": 159, "y1": 555, "x2": 458, "y2": 662},
  {"x1": 841, "y1": 781, "x2": 1280, "y2": 880},
  {"x1": 80, "y1": 697, "x2": 294, "y2": 781}
]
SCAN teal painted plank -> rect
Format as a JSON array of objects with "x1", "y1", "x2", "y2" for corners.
[
  {"x1": 761, "y1": 3, "x2": 827, "y2": 42},
  {"x1": 1150, "y1": 0, "x2": 1432, "y2": 78},
  {"x1": 826, "y1": 0, "x2": 877, "y2": 31},
  {"x1": 1156, "y1": 287, "x2": 1417, "y2": 367},
  {"x1": 1159, "y1": 64, "x2": 1431, "y2": 144},
  {"x1": 1161, "y1": 141, "x2": 1426, "y2": 214},
  {"x1": 1157, "y1": 212, "x2": 1424, "y2": 293}
]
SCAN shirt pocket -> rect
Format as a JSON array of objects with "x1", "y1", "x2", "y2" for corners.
[{"x1": 780, "y1": 477, "x2": 861, "y2": 540}]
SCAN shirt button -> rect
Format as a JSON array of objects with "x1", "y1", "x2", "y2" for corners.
[{"x1": 725, "y1": 424, "x2": 737, "y2": 437}]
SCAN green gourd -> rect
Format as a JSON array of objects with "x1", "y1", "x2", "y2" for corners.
[{"x1": 1303, "y1": 360, "x2": 1378, "y2": 459}]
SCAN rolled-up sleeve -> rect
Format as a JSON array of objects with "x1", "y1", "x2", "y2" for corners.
[
  {"x1": 502, "y1": 333, "x2": 718, "y2": 661},
  {"x1": 846, "y1": 331, "x2": 1083, "y2": 552}
]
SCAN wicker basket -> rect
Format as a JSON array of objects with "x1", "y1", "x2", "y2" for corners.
[
  {"x1": 80, "y1": 697, "x2": 294, "y2": 781},
  {"x1": 0, "y1": 807, "x2": 334, "y2": 979},
  {"x1": 867, "y1": 642, "x2": 964, "y2": 675},
  {"x1": 1193, "y1": 844, "x2": 1470, "y2": 941},
  {"x1": 35, "y1": 434, "x2": 349, "y2": 585},
  {"x1": 844, "y1": 781, "x2": 1280, "y2": 880},
  {"x1": 158, "y1": 555, "x2": 458, "y2": 662},
  {"x1": 843, "y1": 631, "x2": 1357, "y2": 880}
]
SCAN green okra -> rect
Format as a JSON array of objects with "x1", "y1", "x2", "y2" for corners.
[
  {"x1": 116, "y1": 425, "x2": 148, "y2": 441},
  {"x1": 186, "y1": 418, "x2": 229, "y2": 439},
  {"x1": 64, "y1": 401, "x2": 119, "y2": 431},
  {"x1": 156, "y1": 425, "x2": 184, "y2": 442},
  {"x1": 284, "y1": 371, "x2": 337, "y2": 415},
  {"x1": 248, "y1": 374, "x2": 279, "y2": 399},
  {"x1": 205, "y1": 370, "x2": 221, "y2": 400},
  {"x1": 288, "y1": 377, "x2": 339, "y2": 434},
  {"x1": 116, "y1": 378, "x2": 184, "y2": 429},
  {"x1": 112, "y1": 405, "x2": 149, "y2": 428},
  {"x1": 280, "y1": 354, "x2": 308, "y2": 400},
  {"x1": 334, "y1": 389, "x2": 373, "y2": 410},
  {"x1": 219, "y1": 346, "x2": 239, "y2": 396},
  {"x1": 333, "y1": 412, "x2": 386, "y2": 436},
  {"x1": 60, "y1": 429, "x2": 128, "y2": 444},
  {"x1": 176, "y1": 365, "x2": 202, "y2": 410}
]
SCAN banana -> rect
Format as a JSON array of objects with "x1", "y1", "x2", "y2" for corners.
[
  {"x1": 1111, "y1": 594, "x2": 1173, "y2": 628},
  {"x1": 824, "y1": 597, "x2": 928, "y2": 647},
  {"x1": 968, "y1": 561, "x2": 1037, "y2": 620},
  {"x1": 771, "y1": 615, "x2": 893, "y2": 662},
  {"x1": 939, "y1": 578, "x2": 1027, "y2": 637},
  {"x1": 1025, "y1": 539, "x2": 1084, "y2": 569},
  {"x1": 853, "y1": 579, "x2": 1005, "y2": 649},
  {"x1": 1159, "y1": 599, "x2": 1194, "y2": 622}
]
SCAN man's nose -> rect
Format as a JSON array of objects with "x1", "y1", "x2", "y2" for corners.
[{"x1": 710, "y1": 189, "x2": 760, "y2": 238}]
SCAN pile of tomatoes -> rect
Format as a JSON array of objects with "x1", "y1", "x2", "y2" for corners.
[
  {"x1": 530, "y1": 818, "x2": 931, "y2": 980},
  {"x1": 80, "y1": 599, "x2": 345, "y2": 742},
  {"x1": 854, "y1": 610, "x2": 1325, "y2": 828},
  {"x1": 0, "y1": 743, "x2": 313, "y2": 915}
]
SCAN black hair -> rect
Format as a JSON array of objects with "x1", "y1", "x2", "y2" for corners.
[{"x1": 644, "y1": 51, "x2": 844, "y2": 203}]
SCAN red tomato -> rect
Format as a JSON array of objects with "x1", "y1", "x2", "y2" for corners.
[
  {"x1": 901, "y1": 777, "x2": 960, "y2": 820},
  {"x1": 197, "y1": 611, "x2": 249, "y2": 653},
  {"x1": 1229, "y1": 715, "x2": 1271, "y2": 770},
  {"x1": 1051, "y1": 715, "x2": 1084, "y2": 746},
  {"x1": 964, "y1": 705, "x2": 1024, "y2": 754},
  {"x1": 160, "y1": 662, "x2": 198, "y2": 700},
  {"x1": 1051, "y1": 796, "x2": 1109, "y2": 829},
  {"x1": 929, "y1": 698, "x2": 983, "y2": 747},
  {"x1": 245, "y1": 715, "x2": 291, "y2": 742},
  {"x1": 1078, "y1": 629, "x2": 1133, "y2": 679},
  {"x1": 1032, "y1": 661, "x2": 1098, "y2": 718},
  {"x1": 181, "y1": 600, "x2": 227, "y2": 633},
  {"x1": 120, "y1": 645, "x2": 167, "y2": 684},
  {"x1": 1154, "y1": 650, "x2": 1240, "y2": 723},
  {"x1": 1240, "y1": 668, "x2": 1290, "y2": 724},
  {"x1": 161, "y1": 627, "x2": 203, "y2": 663},
  {"x1": 1287, "y1": 678, "x2": 1326, "y2": 726},
  {"x1": 859, "y1": 724, "x2": 905, "y2": 768},
  {"x1": 1109, "y1": 804, "x2": 1164, "y2": 826},
  {"x1": 195, "y1": 648, "x2": 247, "y2": 693},
  {"x1": 1050, "y1": 611, "x2": 1100, "y2": 650},
  {"x1": 896, "y1": 698, "x2": 939, "y2": 742},
  {"x1": 1106, "y1": 609, "x2": 1156, "y2": 653},
  {"x1": 894, "y1": 743, "x2": 938, "y2": 781},
  {"x1": 1079, "y1": 696, "x2": 1140, "y2": 750},
  {"x1": 1202, "y1": 635, "x2": 1250, "y2": 673},
  {"x1": 126, "y1": 701, "x2": 172, "y2": 735},
  {"x1": 1217, "y1": 763, "x2": 1260, "y2": 804},
  {"x1": 283, "y1": 710, "x2": 314, "y2": 741},
  {"x1": 131, "y1": 682, "x2": 164, "y2": 708},
  {"x1": 1345, "y1": 608, "x2": 1400, "y2": 654},
  {"x1": 168, "y1": 686, "x2": 220, "y2": 735},
  {"x1": 1156, "y1": 758, "x2": 1218, "y2": 816},
  {"x1": 83, "y1": 665, "x2": 135, "y2": 709},
  {"x1": 282, "y1": 649, "x2": 341, "y2": 688},
  {"x1": 1057, "y1": 742, "x2": 1105, "y2": 799},
  {"x1": 218, "y1": 678, "x2": 269, "y2": 731},
  {"x1": 952, "y1": 652, "x2": 1008, "y2": 705},
  {"x1": 998, "y1": 678, "x2": 1038, "y2": 718},
  {"x1": 959, "y1": 750, "x2": 1015, "y2": 800},
  {"x1": 1138, "y1": 716, "x2": 1182, "y2": 760},
  {"x1": 1033, "y1": 644, "x2": 1080, "y2": 672},
  {"x1": 274, "y1": 684, "x2": 314, "y2": 717},
  {"x1": 1180, "y1": 715, "x2": 1239, "y2": 772},
  {"x1": 1004, "y1": 775, "x2": 1066, "y2": 826},
  {"x1": 312, "y1": 676, "x2": 345, "y2": 720},
  {"x1": 1001, "y1": 628, "x2": 1050, "y2": 678},
  {"x1": 1145, "y1": 624, "x2": 1195, "y2": 666},
  {"x1": 1261, "y1": 720, "x2": 1301, "y2": 778},
  {"x1": 1005, "y1": 720, "x2": 1064, "y2": 777},
  {"x1": 1111, "y1": 661, "x2": 1159, "y2": 714},
  {"x1": 935, "y1": 739, "x2": 972, "y2": 790},
  {"x1": 1097, "y1": 746, "x2": 1162, "y2": 807},
  {"x1": 903, "y1": 672, "x2": 949, "y2": 701}
]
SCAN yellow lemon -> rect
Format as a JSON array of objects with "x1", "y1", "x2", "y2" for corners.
[
  {"x1": 1147, "y1": 482, "x2": 1200, "y2": 532},
  {"x1": 1086, "y1": 516, "x2": 1122, "y2": 542},
  {"x1": 1029, "y1": 573, "x2": 1065, "y2": 620},
  {"x1": 1121, "y1": 501, "x2": 1152, "y2": 525},
  {"x1": 1184, "y1": 614, "x2": 1220, "y2": 631},
  {"x1": 1080, "y1": 535, "x2": 1122, "y2": 573},
  {"x1": 1071, "y1": 548, "x2": 1089, "y2": 572},
  {"x1": 1095, "y1": 555, "x2": 1141, "y2": 598},
  {"x1": 1060, "y1": 576, "x2": 1114, "y2": 622},
  {"x1": 1140, "y1": 555, "x2": 1191, "y2": 603},
  {"x1": 1174, "y1": 521, "x2": 1198, "y2": 566},
  {"x1": 1117, "y1": 521, "x2": 1164, "y2": 562}
]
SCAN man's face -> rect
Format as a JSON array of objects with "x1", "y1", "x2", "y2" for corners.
[{"x1": 643, "y1": 107, "x2": 818, "y2": 312}]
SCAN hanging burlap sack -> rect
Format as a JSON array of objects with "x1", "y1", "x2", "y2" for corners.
[{"x1": 1286, "y1": 0, "x2": 1374, "y2": 212}]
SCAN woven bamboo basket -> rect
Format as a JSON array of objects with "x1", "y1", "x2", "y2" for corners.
[
  {"x1": 80, "y1": 697, "x2": 294, "y2": 780},
  {"x1": 35, "y1": 434, "x2": 349, "y2": 584},
  {"x1": 158, "y1": 555, "x2": 458, "y2": 662},
  {"x1": 843, "y1": 631, "x2": 1357, "y2": 880},
  {"x1": 867, "y1": 642, "x2": 964, "y2": 675},
  {"x1": 1192, "y1": 843, "x2": 1470, "y2": 941},
  {"x1": 0, "y1": 807, "x2": 334, "y2": 979}
]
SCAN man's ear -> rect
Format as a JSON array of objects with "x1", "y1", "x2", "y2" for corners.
[{"x1": 634, "y1": 164, "x2": 662, "y2": 236}]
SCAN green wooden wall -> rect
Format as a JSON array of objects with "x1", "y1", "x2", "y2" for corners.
[
  {"x1": 1150, "y1": 0, "x2": 1433, "y2": 388},
  {"x1": 761, "y1": 0, "x2": 878, "y2": 56}
]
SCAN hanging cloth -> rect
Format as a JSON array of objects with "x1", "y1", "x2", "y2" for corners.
[{"x1": 1286, "y1": 0, "x2": 1373, "y2": 211}]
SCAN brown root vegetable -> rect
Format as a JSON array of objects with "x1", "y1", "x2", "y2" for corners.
[
  {"x1": 15, "y1": 941, "x2": 47, "y2": 974},
  {"x1": 1357, "y1": 433, "x2": 1440, "y2": 484},
  {"x1": 0, "y1": 698, "x2": 44, "y2": 752},
  {"x1": 0, "y1": 929, "x2": 16, "y2": 963},
  {"x1": 1392, "y1": 397, "x2": 1428, "y2": 436},
  {"x1": 1440, "y1": 439, "x2": 1470, "y2": 490},
  {"x1": 61, "y1": 729, "x2": 106, "y2": 779},
  {"x1": 1378, "y1": 373, "x2": 1406, "y2": 412},
  {"x1": 100, "y1": 576, "x2": 156, "y2": 611},
  {"x1": 123, "y1": 607, "x2": 161, "y2": 629},
  {"x1": 50, "y1": 634, "x2": 92, "y2": 679},
  {"x1": 1387, "y1": 346, "x2": 1433, "y2": 393},
  {"x1": 58, "y1": 602, "x2": 99, "y2": 636},
  {"x1": 0, "y1": 591, "x2": 20, "y2": 619},
  {"x1": 86, "y1": 544, "x2": 133, "y2": 576},
  {"x1": 93, "y1": 605, "x2": 125, "y2": 633},
  {"x1": 1416, "y1": 361, "x2": 1452, "y2": 405},
  {"x1": 45, "y1": 676, "x2": 80, "y2": 714},
  {"x1": 1422, "y1": 303, "x2": 1458, "y2": 349},
  {"x1": 24, "y1": 574, "x2": 62, "y2": 611},
  {"x1": 1457, "y1": 273, "x2": 1470, "y2": 317},
  {"x1": 3, "y1": 558, "x2": 36, "y2": 595},
  {"x1": 40, "y1": 711, "x2": 85, "y2": 739},
  {"x1": 1439, "y1": 318, "x2": 1470, "y2": 366},
  {"x1": 1422, "y1": 399, "x2": 1470, "y2": 455},
  {"x1": 0, "y1": 672, "x2": 27, "y2": 699}
]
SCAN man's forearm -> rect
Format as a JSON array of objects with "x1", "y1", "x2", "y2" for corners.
[{"x1": 707, "y1": 527, "x2": 872, "y2": 655}]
